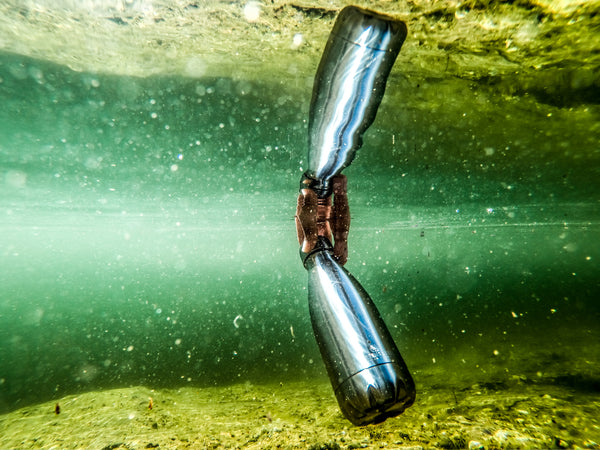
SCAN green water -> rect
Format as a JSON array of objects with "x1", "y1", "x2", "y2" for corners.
[{"x1": 1, "y1": 50, "x2": 599, "y2": 415}]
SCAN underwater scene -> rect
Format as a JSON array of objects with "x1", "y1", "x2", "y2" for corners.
[{"x1": 1, "y1": 0, "x2": 599, "y2": 448}]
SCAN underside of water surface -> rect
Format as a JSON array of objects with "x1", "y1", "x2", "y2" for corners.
[{"x1": 1, "y1": 0, "x2": 599, "y2": 448}]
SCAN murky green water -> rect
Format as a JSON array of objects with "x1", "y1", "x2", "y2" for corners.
[{"x1": 1, "y1": 37, "x2": 599, "y2": 439}]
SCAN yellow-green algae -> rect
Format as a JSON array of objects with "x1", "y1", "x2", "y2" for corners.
[
  {"x1": 1, "y1": 0, "x2": 599, "y2": 105},
  {"x1": 1, "y1": 377, "x2": 599, "y2": 449}
]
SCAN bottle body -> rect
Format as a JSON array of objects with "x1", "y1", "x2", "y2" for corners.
[
  {"x1": 304, "y1": 238, "x2": 416, "y2": 426},
  {"x1": 306, "y1": 6, "x2": 407, "y2": 198}
]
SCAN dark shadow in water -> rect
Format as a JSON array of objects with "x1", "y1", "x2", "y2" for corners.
[
  {"x1": 548, "y1": 374, "x2": 600, "y2": 393},
  {"x1": 479, "y1": 69, "x2": 600, "y2": 107}
]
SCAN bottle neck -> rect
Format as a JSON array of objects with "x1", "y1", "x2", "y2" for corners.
[
  {"x1": 300, "y1": 236, "x2": 334, "y2": 269},
  {"x1": 299, "y1": 172, "x2": 332, "y2": 199}
]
